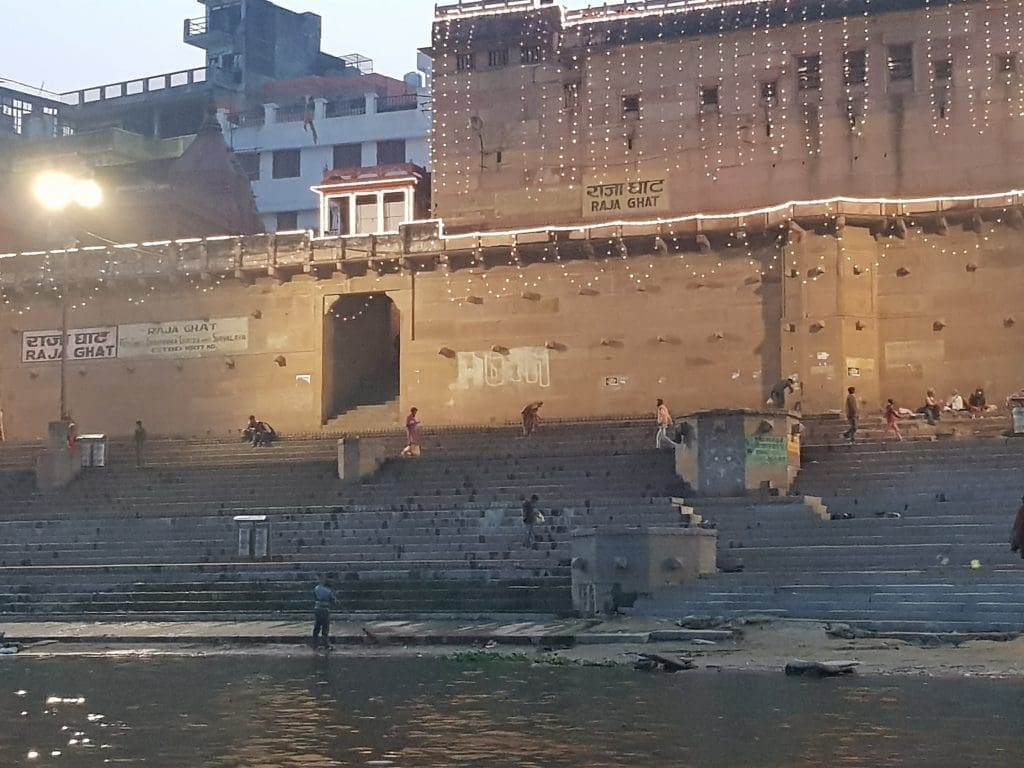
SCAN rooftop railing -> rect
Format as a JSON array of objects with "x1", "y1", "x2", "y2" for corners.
[
  {"x1": 60, "y1": 67, "x2": 208, "y2": 107},
  {"x1": 377, "y1": 93, "x2": 419, "y2": 113}
]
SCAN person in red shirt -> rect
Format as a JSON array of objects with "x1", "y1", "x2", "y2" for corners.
[{"x1": 400, "y1": 407, "x2": 421, "y2": 457}]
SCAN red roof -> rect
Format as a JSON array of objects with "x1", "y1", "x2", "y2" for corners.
[{"x1": 316, "y1": 163, "x2": 426, "y2": 190}]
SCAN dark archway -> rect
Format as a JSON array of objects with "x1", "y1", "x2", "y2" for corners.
[{"x1": 324, "y1": 293, "x2": 400, "y2": 419}]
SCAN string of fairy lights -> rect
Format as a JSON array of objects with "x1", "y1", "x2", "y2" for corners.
[{"x1": 4, "y1": 0, "x2": 1024, "y2": 318}]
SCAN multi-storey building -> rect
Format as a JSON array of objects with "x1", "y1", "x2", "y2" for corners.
[
  {"x1": 2, "y1": 0, "x2": 430, "y2": 237},
  {"x1": 430, "y1": 0, "x2": 1024, "y2": 231},
  {"x1": 2, "y1": 0, "x2": 1024, "y2": 439}
]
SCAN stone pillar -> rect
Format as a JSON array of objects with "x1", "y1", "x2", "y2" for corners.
[
  {"x1": 675, "y1": 409, "x2": 801, "y2": 496},
  {"x1": 35, "y1": 420, "x2": 81, "y2": 490},
  {"x1": 313, "y1": 97, "x2": 328, "y2": 122},
  {"x1": 782, "y1": 226, "x2": 880, "y2": 413},
  {"x1": 571, "y1": 527, "x2": 718, "y2": 616}
]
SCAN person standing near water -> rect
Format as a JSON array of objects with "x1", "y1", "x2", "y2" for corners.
[{"x1": 312, "y1": 577, "x2": 335, "y2": 650}]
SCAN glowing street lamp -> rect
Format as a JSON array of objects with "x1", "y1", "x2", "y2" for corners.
[{"x1": 32, "y1": 171, "x2": 103, "y2": 421}]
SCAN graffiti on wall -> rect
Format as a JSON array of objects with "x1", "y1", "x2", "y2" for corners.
[{"x1": 450, "y1": 346, "x2": 551, "y2": 391}]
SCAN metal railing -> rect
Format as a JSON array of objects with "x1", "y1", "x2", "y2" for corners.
[
  {"x1": 376, "y1": 94, "x2": 419, "y2": 113},
  {"x1": 60, "y1": 67, "x2": 208, "y2": 106},
  {"x1": 435, "y1": 0, "x2": 535, "y2": 19},
  {"x1": 184, "y1": 16, "x2": 207, "y2": 37},
  {"x1": 325, "y1": 97, "x2": 367, "y2": 118}
]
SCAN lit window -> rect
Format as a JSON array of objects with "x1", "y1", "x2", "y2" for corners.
[
  {"x1": 844, "y1": 50, "x2": 867, "y2": 86},
  {"x1": 563, "y1": 80, "x2": 580, "y2": 110},
  {"x1": 521, "y1": 46, "x2": 543, "y2": 64},
  {"x1": 622, "y1": 94, "x2": 641, "y2": 118},
  {"x1": 700, "y1": 86, "x2": 720, "y2": 108},
  {"x1": 796, "y1": 55, "x2": 822, "y2": 91},
  {"x1": 887, "y1": 44, "x2": 913, "y2": 82}
]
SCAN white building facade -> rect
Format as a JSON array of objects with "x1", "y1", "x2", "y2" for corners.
[{"x1": 220, "y1": 64, "x2": 431, "y2": 233}]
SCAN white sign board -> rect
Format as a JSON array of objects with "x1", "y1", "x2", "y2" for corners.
[
  {"x1": 22, "y1": 327, "x2": 118, "y2": 363},
  {"x1": 117, "y1": 317, "x2": 249, "y2": 360}
]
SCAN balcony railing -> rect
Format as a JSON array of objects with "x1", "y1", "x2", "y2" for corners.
[
  {"x1": 325, "y1": 98, "x2": 367, "y2": 118},
  {"x1": 377, "y1": 94, "x2": 419, "y2": 113},
  {"x1": 184, "y1": 16, "x2": 207, "y2": 37},
  {"x1": 60, "y1": 67, "x2": 208, "y2": 106}
]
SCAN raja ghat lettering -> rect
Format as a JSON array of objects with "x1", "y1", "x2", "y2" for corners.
[
  {"x1": 21, "y1": 327, "x2": 118, "y2": 363},
  {"x1": 146, "y1": 321, "x2": 221, "y2": 335},
  {"x1": 585, "y1": 179, "x2": 666, "y2": 214}
]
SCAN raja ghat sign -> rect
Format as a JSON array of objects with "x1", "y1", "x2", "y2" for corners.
[
  {"x1": 118, "y1": 317, "x2": 249, "y2": 359},
  {"x1": 583, "y1": 177, "x2": 669, "y2": 218},
  {"x1": 21, "y1": 318, "x2": 249, "y2": 363},
  {"x1": 21, "y1": 327, "x2": 118, "y2": 363}
]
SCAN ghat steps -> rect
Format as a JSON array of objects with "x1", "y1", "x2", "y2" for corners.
[
  {"x1": 636, "y1": 437, "x2": 1024, "y2": 632},
  {"x1": 0, "y1": 420, "x2": 682, "y2": 616}
]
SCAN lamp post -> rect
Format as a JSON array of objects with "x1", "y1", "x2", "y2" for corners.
[{"x1": 32, "y1": 171, "x2": 103, "y2": 422}]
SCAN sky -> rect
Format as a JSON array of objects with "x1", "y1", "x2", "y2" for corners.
[{"x1": 1, "y1": 0, "x2": 595, "y2": 96}]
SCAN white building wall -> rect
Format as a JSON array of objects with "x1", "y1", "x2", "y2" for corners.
[{"x1": 224, "y1": 88, "x2": 430, "y2": 232}]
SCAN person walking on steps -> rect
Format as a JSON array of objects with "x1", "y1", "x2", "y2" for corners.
[
  {"x1": 312, "y1": 576, "x2": 335, "y2": 650},
  {"x1": 768, "y1": 377, "x2": 797, "y2": 409},
  {"x1": 522, "y1": 494, "x2": 544, "y2": 547},
  {"x1": 843, "y1": 387, "x2": 858, "y2": 443},
  {"x1": 1011, "y1": 495, "x2": 1024, "y2": 560},
  {"x1": 884, "y1": 398, "x2": 903, "y2": 441},
  {"x1": 132, "y1": 419, "x2": 147, "y2": 468},
  {"x1": 655, "y1": 398, "x2": 677, "y2": 449},
  {"x1": 400, "y1": 407, "x2": 421, "y2": 457},
  {"x1": 521, "y1": 401, "x2": 543, "y2": 437}
]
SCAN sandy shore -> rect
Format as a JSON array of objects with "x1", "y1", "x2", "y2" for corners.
[{"x1": 7, "y1": 618, "x2": 1024, "y2": 679}]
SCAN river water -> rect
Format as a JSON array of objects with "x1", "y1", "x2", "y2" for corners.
[{"x1": 2, "y1": 655, "x2": 1023, "y2": 767}]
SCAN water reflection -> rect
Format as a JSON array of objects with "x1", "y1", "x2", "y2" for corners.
[{"x1": 2, "y1": 656, "x2": 1023, "y2": 767}]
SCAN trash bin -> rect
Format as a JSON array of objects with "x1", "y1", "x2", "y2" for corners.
[
  {"x1": 1009, "y1": 396, "x2": 1024, "y2": 434},
  {"x1": 78, "y1": 434, "x2": 107, "y2": 468}
]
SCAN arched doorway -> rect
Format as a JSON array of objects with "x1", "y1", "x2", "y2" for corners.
[{"x1": 323, "y1": 293, "x2": 400, "y2": 419}]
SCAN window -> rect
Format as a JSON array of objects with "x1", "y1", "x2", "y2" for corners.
[
  {"x1": 622, "y1": 94, "x2": 641, "y2": 118},
  {"x1": 376, "y1": 139, "x2": 406, "y2": 165},
  {"x1": 333, "y1": 143, "x2": 362, "y2": 169},
  {"x1": 563, "y1": 80, "x2": 580, "y2": 110},
  {"x1": 276, "y1": 212, "x2": 298, "y2": 231},
  {"x1": 0, "y1": 96, "x2": 33, "y2": 135},
  {"x1": 700, "y1": 85, "x2": 720, "y2": 108},
  {"x1": 760, "y1": 80, "x2": 778, "y2": 103},
  {"x1": 844, "y1": 50, "x2": 867, "y2": 86},
  {"x1": 456, "y1": 52, "x2": 475, "y2": 72},
  {"x1": 521, "y1": 45, "x2": 543, "y2": 64},
  {"x1": 488, "y1": 48, "x2": 509, "y2": 68},
  {"x1": 796, "y1": 55, "x2": 822, "y2": 91},
  {"x1": 383, "y1": 192, "x2": 406, "y2": 231},
  {"x1": 327, "y1": 198, "x2": 350, "y2": 235},
  {"x1": 998, "y1": 54, "x2": 1018, "y2": 73},
  {"x1": 887, "y1": 44, "x2": 913, "y2": 82},
  {"x1": 933, "y1": 59, "x2": 953, "y2": 82},
  {"x1": 235, "y1": 152, "x2": 260, "y2": 181},
  {"x1": 271, "y1": 149, "x2": 300, "y2": 179},
  {"x1": 355, "y1": 194, "x2": 378, "y2": 234}
]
